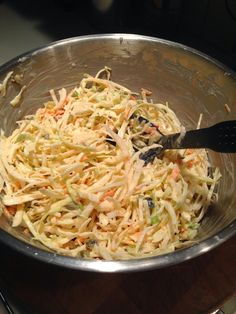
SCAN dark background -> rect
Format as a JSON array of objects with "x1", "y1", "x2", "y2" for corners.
[{"x1": 0, "y1": 0, "x2": 236, "y2": 69}]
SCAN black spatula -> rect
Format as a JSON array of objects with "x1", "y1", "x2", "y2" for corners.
[{"x1": 140, "y1": 120, "x2": 236, "y2": 164}]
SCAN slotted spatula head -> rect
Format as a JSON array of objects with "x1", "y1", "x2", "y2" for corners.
[{"x1": 140, "y1": 120, "x2": 236, "y2": 164}]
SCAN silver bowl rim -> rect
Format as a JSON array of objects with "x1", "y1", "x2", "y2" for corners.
[{"x1": 0, "y1": 33, "x2": 235, "y2": 273}]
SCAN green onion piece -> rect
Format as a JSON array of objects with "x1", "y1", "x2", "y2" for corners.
[
  {"x1": 188, "y1": 222, "x2": 199, "y2": 230},
  {"x1": 15, "y1": 133, "x2": 33, "y2": 143},
  {"x1": 77, "y1": 202, "x2": 84, "y2": 211},
  {"x1": 151, "y1": 215, "x2": 160, "y2": 225},
  {"x1": 72, "y1": 91, "x2": 79, "y2": 97}
]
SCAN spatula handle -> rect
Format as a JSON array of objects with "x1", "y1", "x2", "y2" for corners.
[
  {"x1": 169, "y1": 120, "x2": 236, "y2": 153},
  {"x1": 207, "y1": 120, "x2": 236, "y2": 153}
]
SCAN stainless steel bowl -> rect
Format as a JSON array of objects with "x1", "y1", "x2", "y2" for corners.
[{"x1": 0, "y1": 34, "x2": 235, "y2": 272}]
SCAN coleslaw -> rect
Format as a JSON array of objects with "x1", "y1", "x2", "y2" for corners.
[{"x1": 0, "y1": 67, "x2": 221, "y2": 259}]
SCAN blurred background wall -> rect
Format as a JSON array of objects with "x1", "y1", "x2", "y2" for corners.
[{"x1": 0, "y1": 0, "x2": 236, "y2": 69}]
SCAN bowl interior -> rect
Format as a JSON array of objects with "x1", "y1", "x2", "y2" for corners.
[{"x1": 0, "y1": 34, "x2": 236, "y2": 269}]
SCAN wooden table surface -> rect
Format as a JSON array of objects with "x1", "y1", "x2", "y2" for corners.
[{"x1": 0, "y1": 235, "x2": 235, "y2": 314}]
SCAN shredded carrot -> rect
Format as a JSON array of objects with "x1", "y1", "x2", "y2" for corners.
[
  {"x1": 177, "y1": 157, "x2": 183, "y2": 165},
  {"x1": 100, "y1": 188, "x2": 116, "y2": 202},
  {"x1": 81, "y1": 155, "x2": 88, "y2": 162},
  {"x1": 187, "y1": 160, "x2": 193, "y2": 168},
  {"x1": 129, "y1": 231, "x2": 142, "y2": 242},
  {"x1": 6, "y1": 206, "x2": 17, "y2": 215},
  {"x1": 186, "y1": 149, "x2": 193, "y2": 155},
  {"x1": 54, "y1": 109, "x2": 65, "y2": 117},
  {"x1": 171, "y1": 166, "x2": 180, "y2": 180},
  {"x1": 76, "y1": 236, "x2": 85, "y2": 244},
  {"x1": 124, "y1": 108, "x2": 131, "y2": 119}
]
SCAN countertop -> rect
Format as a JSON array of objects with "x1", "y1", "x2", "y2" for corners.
[{"x1": 0, "y1": 235, "x2": 235, "y2": 314}]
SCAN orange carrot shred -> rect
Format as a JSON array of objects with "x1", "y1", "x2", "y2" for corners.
[
  {"x1": 6, "y1": 206, "x2": 17, "y2": 215},
  {"x1": 187, "y1": 160, "x2": 193, "y2": 168},
  {"x1": 100, "y1": 189, "x2": 116, "y2": 202}
]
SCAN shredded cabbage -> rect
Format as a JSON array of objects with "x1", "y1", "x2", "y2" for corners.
[
  {"x1": 0, "y1": 68, "x2": 221, "y2": 260},
  {"x1": 0, "y1": 71, "x2": 13, "y2": 96}
]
